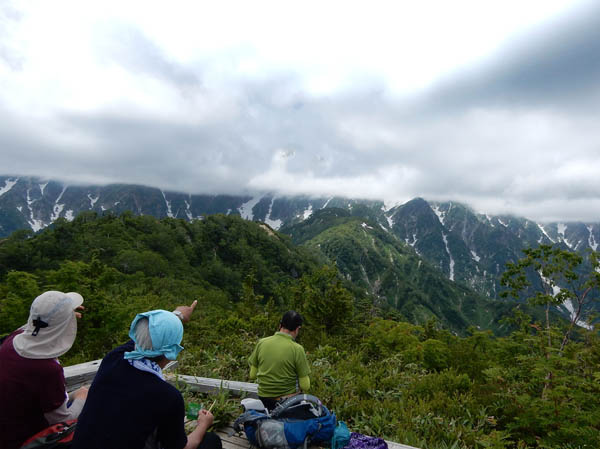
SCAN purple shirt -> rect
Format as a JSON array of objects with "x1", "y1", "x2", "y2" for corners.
[{"x1": 0, "y1": 331, "x2": 66, "y2": 449}]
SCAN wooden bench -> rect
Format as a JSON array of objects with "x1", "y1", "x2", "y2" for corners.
[
  {"x1": 64, "y1": 360, "x2": 418, "y2": 449},
  {"x1": 214, "y1": 422, "x2": 418, "y2": 449}
]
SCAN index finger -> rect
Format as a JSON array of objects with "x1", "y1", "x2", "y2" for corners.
[{"x1": 190, "y1": 300, "x2": 198, "y2": 310}]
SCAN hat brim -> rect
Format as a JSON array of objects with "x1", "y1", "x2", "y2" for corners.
[{"x1": 65, "y1": 292, "x2": 84, "y2": 309}]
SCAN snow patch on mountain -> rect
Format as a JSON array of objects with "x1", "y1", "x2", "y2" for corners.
[
  {"x1": 539, "y1": 272, "x2": 562, "y2": 298},
  {"x1": 55, "y1": 186, "x2": 66, "y2": 203},
  {"x1": 39, "y1": 182, "x2": 48, "y2": 196},
  {"x1": 161, "y1": 190, "x2": 174, "y2": 218},
  {"x1": 587, "y1": 225, "x2": 598, "y2": 250},
  {"x1": 51, "y1": 204, "x2": 64, "y2": 221},
  {"x1": 265, "y1": 198, "x2": 282, "y2": 230},
  {"x1": 442, "y1": 232, "x2": 455, "y2": 281},
  {"x1": 65, "y1": 210, "x2": 75, "y2": 221},
  {"x1": 26, "y1": 189, "x2": 44, "y2": 232},
  {"x1": 0, "y1": 178, "x2": 18, "y2": 197},
  {"x1": 471, "y1": 250, "x2": 481, "y2": 262},
  {"x1": 498, "y1": 218, "x2": 508, "y2": 227},
  {"x1": 537, "y1": 224, "x2": 555, "y2": 243},
  {"x1": 87, "y1": 194, "x2": 99, "y2": 209},
  {"x1": 485, "y1": 214, "x2": 495, "y2": 227},
  {"x1": 265, "y1": 217, "x2": 282, "y2": 230},
  {"x1": 562, "y1": 299, "x2": 593, "y2": 330},
  {"x1": 52, "y1": 186, "x2": 68, "y2": 220},
  {"x1": 184, "y1": 200, "x2": 193, "y2": 221},
  {"x1": 17, "y1": 206, "x2": 22, "y2": 212},
  {"x1": 323, "y1": 197, "x2": 333, "y2": 208},
  {"x1": 556, "y1": 223, "x2": 574, "y2": 248},
  {"x1": 303, "y1": 204, "x2": 313, "y2": 220},
  {"x1": 431, "y1": 205, "x2": 446, "y2": 226},
  {"x1": 382, "y1": 200, "x2": 399, "y2": 212},
  {"x1": 239, "y1": 196, "x2": 262, "y2": 220},
  {"x1": 361, "y1": 222, "x2": 373, "y2": 230},
  {"x1": 405, "y1": 233, "x2": 418, "y2": 247},
  {"x1": 385, "y1": 213, "x2": 394, "y2": 229}
]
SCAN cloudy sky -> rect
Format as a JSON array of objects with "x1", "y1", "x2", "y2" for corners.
[{"x1": 1, "y1": 0, "x2": 599, "y2": 222}]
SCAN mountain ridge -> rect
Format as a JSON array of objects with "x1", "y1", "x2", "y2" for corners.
[{"x1": 1, "y1": 175, "x2": 598, "y2": 308}]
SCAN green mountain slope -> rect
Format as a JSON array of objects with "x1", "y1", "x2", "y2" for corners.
[
  {"x1": 0, "y1": 211, "x2": 324, "y2": 300},
  {"x1": 282, "y1": 208, "x2": 517, "y2": 333}
]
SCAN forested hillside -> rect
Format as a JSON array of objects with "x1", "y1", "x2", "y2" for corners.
[
  {"x1": 1, "y1": 212, "x2": 599, "y2": 448},
  {"x1": 282, "y1": 208, "x2": 550, "y2": 334}
]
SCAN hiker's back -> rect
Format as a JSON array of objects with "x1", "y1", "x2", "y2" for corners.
[
  {"x1": 251, "y1": 332, "x2": 308, "y2": 397},
  {"x1": 0, "y1": 332, "x2": 66, "y2": 449},
  {"x1": 72, "y1": 341, "x2": 186, "y2": 449}
]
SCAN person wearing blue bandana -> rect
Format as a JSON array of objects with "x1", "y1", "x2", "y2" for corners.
[{"x1": 73, "y1": 301, "x2": 222, "y2": 449}]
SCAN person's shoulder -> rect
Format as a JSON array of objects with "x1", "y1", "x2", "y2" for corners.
[
  {"x1": 0, "y1": 330, "x2": 21, "y2": 353},
  {"x1": 153, "y1": 376, "x2": 184, "y2": 405},
  {"x1": 257, "y1": 334, "x2": 277, "y2": 344},
  {"x1": 291, "y1": 340, "x2": 305, "y2": 350},
  {"x1": 288, "y1": 338, "x2": 306, "y2": 353},
  {"x1": 104, "y1": 340, "x2": 135, "y2": 361},
  {"x1": 95, "y1": 340, "x2": 135, "y2": 377}
]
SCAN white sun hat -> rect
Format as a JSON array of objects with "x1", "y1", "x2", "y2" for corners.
[{"x1": 13, "y1": 291, "x2": 84, "y2": 359}]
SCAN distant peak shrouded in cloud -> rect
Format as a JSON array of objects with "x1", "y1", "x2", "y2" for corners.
[{"x1": 0, "y1": 0, "x2": 599, "y2": 222}]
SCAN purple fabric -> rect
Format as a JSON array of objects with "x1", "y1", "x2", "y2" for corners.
[{"x1": 346, "y1": 432, "x2": 388, "y2": 449}]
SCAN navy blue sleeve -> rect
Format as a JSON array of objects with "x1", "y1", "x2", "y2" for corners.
[{"x1": 157, "y1": 388, "x2": 188, "y2": 449}]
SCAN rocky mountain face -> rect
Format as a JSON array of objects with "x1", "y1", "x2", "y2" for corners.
[
  {"x1": 387, "y1": 198, "x2": 599, "y2": 300},
  {"x1": 1, "y1": 175, "x2": 598, "y2": 305},
  {"x1": 0, "y1": 176, "x2": 379, "y2": 236},
  {"x1": 280, "y1": 208, "x2": 524, "y2": 332}
]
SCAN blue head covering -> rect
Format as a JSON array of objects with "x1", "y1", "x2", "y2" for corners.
[{"x1": 124, "y1": 309, "x2": 184, "y2": 361}]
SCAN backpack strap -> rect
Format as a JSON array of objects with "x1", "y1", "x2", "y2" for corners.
[
  {"x1": 232, "y1": 411, "x2": 267, "y2": 434},
  {"x1": 270, "y1": 394, "x2": 323, "y2": 418},
  {"x1": 20, "y1": 422, "x2": 77, "y2": 449}
]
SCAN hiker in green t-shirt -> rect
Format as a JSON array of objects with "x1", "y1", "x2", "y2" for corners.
[{"x1": 248, "y1": 311, "x2": 311, "y2": 411}]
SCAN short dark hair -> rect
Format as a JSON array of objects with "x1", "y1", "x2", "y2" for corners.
[{"x1": 280, "y1": 311, "x2": 303, "y2": 331}]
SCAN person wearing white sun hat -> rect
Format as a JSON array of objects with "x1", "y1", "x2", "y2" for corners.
[{"x1": 0, "y1": 291, "x2": 89, "y2": 449}]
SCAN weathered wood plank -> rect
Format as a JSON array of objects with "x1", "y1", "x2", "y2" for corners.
[
  {"x1": 166, "y1": 374, "x2": 258, "y2": 397},
  {"x1": 216, "y1": 423, "x2": 419, "y2": 449},
  {"x1": 63, "y1": 359, "x2": 101, "y2": 392},
  {"x1": 386, "y1": 441, "x2": 419, "y2": 449},
  {"x1": 215, "y1": 431, "x2": 250, "y2": 447},
  {"x1": 63, "y1": 359, "x2": 179, "y2": 392}
]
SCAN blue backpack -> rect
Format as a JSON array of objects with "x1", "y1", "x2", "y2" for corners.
[
  {"x1": 331, "y1": 421, "x2": 351, "y2": 449},
  {"x1": 233, "y1": 394, "x2": 336, "y2": 449}
]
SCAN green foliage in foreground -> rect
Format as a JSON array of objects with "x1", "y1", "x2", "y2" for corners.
[{"x1": 0, "y1": 213, "x2": 599, "y2": 448}]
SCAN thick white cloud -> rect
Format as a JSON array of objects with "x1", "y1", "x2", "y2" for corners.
[{"x1": 0, "y1": 0, "x2": 599, "y2": 222}]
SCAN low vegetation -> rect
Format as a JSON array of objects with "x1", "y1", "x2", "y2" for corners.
[{"x1": 0, "y1": 212, "x2": 599, "y2": 448}]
